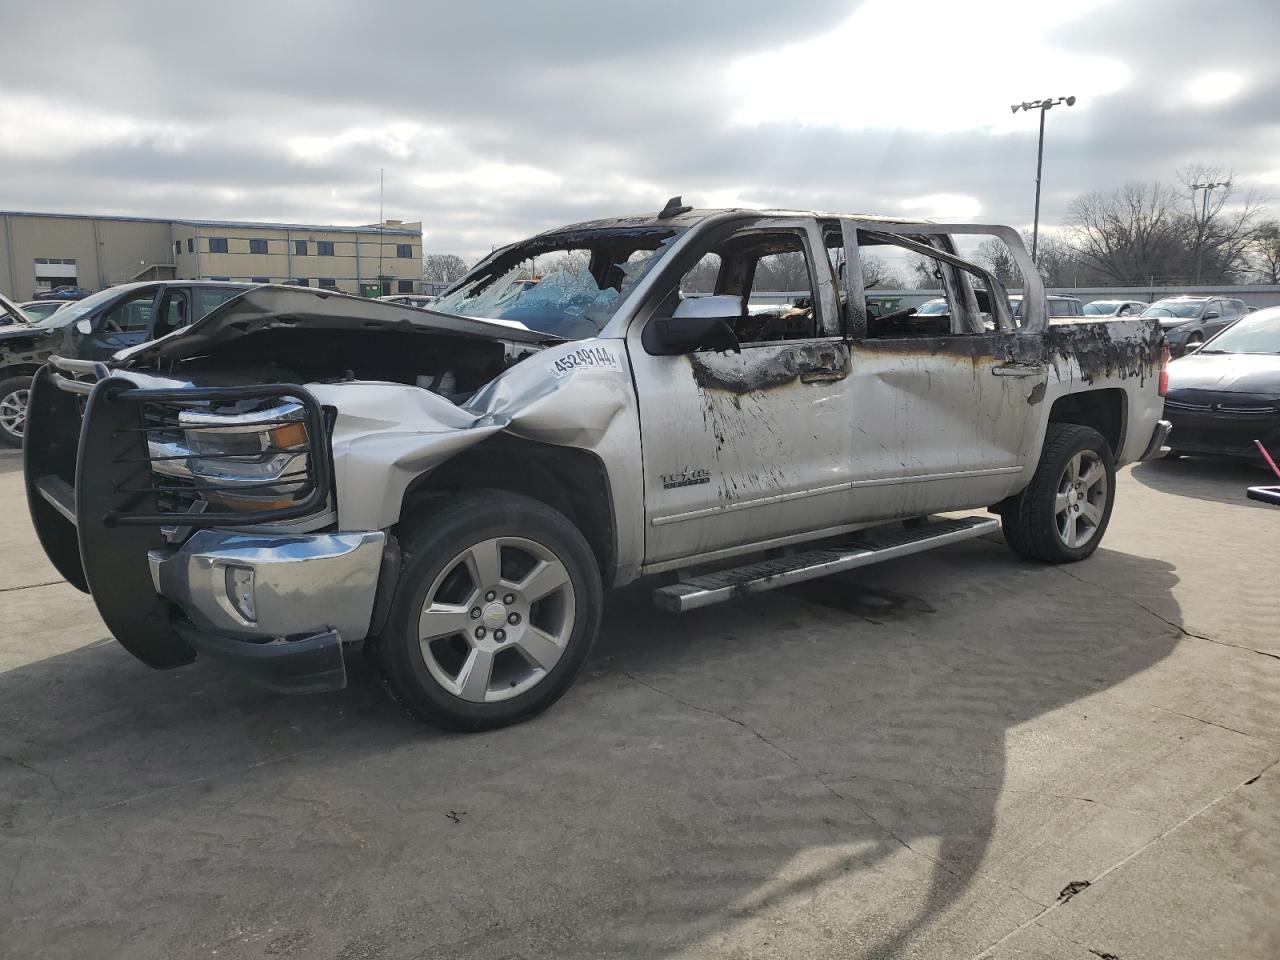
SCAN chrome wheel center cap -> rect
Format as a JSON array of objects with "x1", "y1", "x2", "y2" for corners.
[{"x1": 481, "y1": 601, "x2": 507, "y2": 629}]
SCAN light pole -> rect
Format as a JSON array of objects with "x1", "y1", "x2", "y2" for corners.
[
  {"x1": 1010, "y1": 96, "x2": 1076, "y2": 265},
  {"x1": 1189, "y1": 179, "x2": 1229, "y2": 283}
]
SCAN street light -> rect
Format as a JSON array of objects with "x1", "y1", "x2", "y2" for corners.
[
  {"x1": 1189, "y1": 179, "x2": 1230, "y2": 283},
  {"x1": 1010, "y1": 96, "x2": 1076, "y2": 264}
]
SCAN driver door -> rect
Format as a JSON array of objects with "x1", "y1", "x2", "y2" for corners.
[
  {"x1": 627, "y1": 217, "x2": 853, "y2": 566},
  {"x1": 80, "y1": 288, "x2": 160, "y2": 360}
]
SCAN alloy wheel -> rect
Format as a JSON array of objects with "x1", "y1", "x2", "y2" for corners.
[
  {"x1": 417, "y1": 536, "x2": 576, "y2": 703},
  {"x1": 1055, "y1": 450, "x2": 1108, "y2": 548}
]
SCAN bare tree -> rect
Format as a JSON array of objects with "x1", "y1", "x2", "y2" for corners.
[
  {"x1": 975, "y1": 238, "x2": 1019, "y2": 284},
  {"x1": 860, "y1": 254, "x2": 905, "y2": 290},
  {"x1": 1249, "y1": 221, "x2": 1280, "y2": 284},
  {"x1": 907, "y1": 252, "x2": 941, "y2": 288},
  {"x1": 1064, "y1": 182, "x2": 1189, "y2": 284},
  {"x1": 422, "y1": 253, "x2": 470, "y2": 286},
  {"x1": 1177, "y1": 164, "x2": 1266, "y2": 283}
]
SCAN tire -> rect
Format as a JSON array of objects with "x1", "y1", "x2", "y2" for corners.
[
  {"x1": 999, "y1": 423, "x2": 1116, "y2": 563},
  {"x1": 372, "y1": 489, "x2": 603, "y2": 731},
  {"x1": 0, "y1": 375, "x2": 33, "y2": 448}
]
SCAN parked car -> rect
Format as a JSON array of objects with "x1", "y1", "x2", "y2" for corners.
[
  {"x1": 1163, "y1": 305, "x2": 1280, "y2": 461},
  {"x1": 26, "y1": 206, "x2": 1169, "y2": 730},
  {"x1": 0, "y1": 280, "x2": 250, "y2": 446},
  {"x1": 1084, "y1": 299, "x2": 1148, "y2": 317},
  {"x1": 0, "y1": 292, "x2": 34, "y2": 328},
  {"x1": 1009, "y1": 294, "x2": 1084, "y2": 320},
  {"x1": 33, "y1": 285, "x2": 92, "y2": 301},
  {"x1": 1139, "y1": 296, "x2": 1247, "y2": 356},
  {"x1": 19, "y1": 300, "x2": 70, "y2": 323}
]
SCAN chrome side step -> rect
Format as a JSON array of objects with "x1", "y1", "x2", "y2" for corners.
[{"x1": 651, "y1": 516, "x2": 999, "y2": 613}]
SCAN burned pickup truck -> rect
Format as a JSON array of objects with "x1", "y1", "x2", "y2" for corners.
[{"x1": 25, "y1": 204, "x2": 1171, "y2": 730}]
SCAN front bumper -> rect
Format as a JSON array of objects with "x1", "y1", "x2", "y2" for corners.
[
  {"x1": 1164, "y1": 396, "x2": 1280, "y2": 459},
  {"x1": 148, "y1": 529, "x2": 386, "y2": 693}
]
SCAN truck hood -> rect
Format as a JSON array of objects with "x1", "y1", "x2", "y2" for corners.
[
  {"x1": 0, "y1": 323, "x2": 56, "y2": 343},
  {"x1": 115, "y1": 285, "x2": 560, "y2": 366},
  {"x1": 1166, "y1": 351, "x2": 1280, "y2": 396}
]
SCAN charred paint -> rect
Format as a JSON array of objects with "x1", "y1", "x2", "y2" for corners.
[{"x1": 688, "y1": 342, "x2": 850, "y2": 395}]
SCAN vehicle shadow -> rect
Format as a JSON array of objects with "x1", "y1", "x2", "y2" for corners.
[
  {"x1": 0, "y1": 538, "x2": 1183, "y2": 960},
  {"x1": 0, "y1": 449, "x2": 24, "y2": 477},
  {"x1": 1129, "y1": 455, "x2": 1275, "y2": 509}
]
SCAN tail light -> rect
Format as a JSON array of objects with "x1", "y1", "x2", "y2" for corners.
[{"x1": 1158, "y1": 341, "x2": 1170, "y2": 397}]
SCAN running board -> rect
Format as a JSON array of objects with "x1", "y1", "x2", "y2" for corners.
[{"x1": 651, "y1": 516, "x2": 999, "y2": 613}]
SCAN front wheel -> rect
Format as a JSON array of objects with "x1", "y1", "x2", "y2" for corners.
[
  {"x1": 1000, "y1": 423, "x2": 1116, "y2": 563},
  {"x1": 0, "y1": 375, "x2": 32, "y2": 448},
  {"x1": 372, "y1": 489, "x2": 603, "y2": 731}
]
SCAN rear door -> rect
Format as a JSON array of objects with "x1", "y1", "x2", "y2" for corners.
[{"x1": 837, "y1": 223, "x2": 1044, "y2": 519}]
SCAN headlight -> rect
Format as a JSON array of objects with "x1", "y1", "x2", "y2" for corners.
[{"x1": 149, "y1": 401, "x2": 312, "y2": 510}]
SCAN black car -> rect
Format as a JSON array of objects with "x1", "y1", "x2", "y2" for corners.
[
  {"x1": 1163, "y1": 305, "x2": 1280, "y2": 462},
  {"x1": 0, "y1": 280, "x2": 251, "y2": 446},
  {"x1": 1140, "y1": 296, "x2": 1248, "y2": 356}
]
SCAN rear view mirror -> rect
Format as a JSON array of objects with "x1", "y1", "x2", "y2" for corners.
[
  {"x1": 75, "y1": 318, "x2": 93, "y2": 335},
  {"x1": 1204, "y1": 311, "x2": 1220, "y2": 320},
  {"x1": 646, "y1": 295, "x2": 744, "y2": 355}
]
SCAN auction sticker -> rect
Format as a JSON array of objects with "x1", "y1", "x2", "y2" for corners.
[{"x1": 547, "y1": 345, "x2": 623, "y2": 379}]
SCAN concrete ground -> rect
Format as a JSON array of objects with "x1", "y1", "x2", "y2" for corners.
[{"x1": 1, "y1": 448, "x2": 1278, "y2": 960}]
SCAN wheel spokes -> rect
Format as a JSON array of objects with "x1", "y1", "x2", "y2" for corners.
[
  {"x1": 419, "y1": 603, "x2": 474, "y2": 643},
  {"x1": 1055, "y1": 491, "x2": 1072, "y2": 514},
  {"x1": 463, "y1": 539, "x2": 503, "y2": 592},
  {"x1": 1080, "y1": 459, "x2": 1104, "y2": 491},
  {"x1": 519, "y1": 559, "x2": 570, "y2": 603},
  {"x1": 456, "y1": 646, "x2": 495, "y2": 701},
  {"x1": 516, "y1": 625, "x2": 564, "y2": 671}
]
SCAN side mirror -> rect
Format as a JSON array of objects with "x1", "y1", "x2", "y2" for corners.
[
  {"x1": 1185, "y1": 341, "x2": 1204, "y2": 354},
  {"x1": 75, "y1": 318, "x2": 93, "y2": 335},
  {"x1": 647, "y1": 295, "x2": 744, "y2": 355},
  {"x1": 1204, "y1": 311, "x2": 1220, "y2": 320}
]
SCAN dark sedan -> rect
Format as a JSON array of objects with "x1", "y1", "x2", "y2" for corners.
[
  {"x1": 1164, "y1": 305, "x2": 1280, "y2": 462},
  {"x1": 1141, "y1": 296, "x2": 1248, "y2": 356}
]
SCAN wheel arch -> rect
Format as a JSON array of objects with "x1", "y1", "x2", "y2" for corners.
[
  {"x1": 1047, "y1": 388, "x2": 1126, "y2": 460},
  {"x1": 398, "y1": 436, "x2": 618, "y2": 587}
]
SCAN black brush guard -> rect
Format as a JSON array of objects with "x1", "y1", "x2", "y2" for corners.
[{"x1": 25, "y1": 362, "x2": 334, "y2": 669}]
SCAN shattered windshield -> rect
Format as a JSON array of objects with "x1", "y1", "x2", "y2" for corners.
[{"x1": 432, "y1": 228, "x2": 681, "y2": 339}]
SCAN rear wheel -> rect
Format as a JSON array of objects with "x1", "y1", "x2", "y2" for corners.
[
  {"x1": 373, "y1": 489, "x2": 603, "y2": 731},
  {"x1": 0, "y1": 375, "x2": 32, "y2": 448},
  {"x1": 1000, "y1": 423, "x2": 1116, "y2": 563}
]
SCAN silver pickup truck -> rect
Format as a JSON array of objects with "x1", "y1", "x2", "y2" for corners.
[{"x1": 25, "y1": 203, "x2": 1171, "y2": 730}]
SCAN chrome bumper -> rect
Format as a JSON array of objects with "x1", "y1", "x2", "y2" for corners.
[
  {"x1": 148, "y1": 529, "x2": 386, "y2": 642},
  {"x1": 1140, "y1": 419, "x2": 1173, "y2": 461}
]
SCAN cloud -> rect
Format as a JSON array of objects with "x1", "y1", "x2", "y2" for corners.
[{"x1": 0, "y1": 0, "x2": 1276, "y2": 261}]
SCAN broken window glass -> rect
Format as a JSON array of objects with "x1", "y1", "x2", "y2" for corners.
[{"x1": 431, "y1": 229, "x2": 681, "y2": 340}]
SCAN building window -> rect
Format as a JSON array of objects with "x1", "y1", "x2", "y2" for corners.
[
  {"x1": 249, "y1": 239, "x2": 268, "y2": 255},
  {"x1": 319, "y1": 277, "x2": 337, "y2": 289},
  {"x1": 252, "y1": 277, "x2": 270, "y2": 284},
  {"x1": 397, "y1": 244, "x2": 413, "y2": 259},
  {"x1": 174, "y1": 241, "x2": 181, "y2": 257},
  {"x1": 317, "y1": 241, "x2": 334, "y2": 256},
  {"x1": 208, "y1": 238, "x2": 228, "y2": 254},
  {"x1": 295, "y1": 240, "x2": 308, "y2": 256},
  {"x1": 397, "y1": 280, "x2": 414, "y2": 293},
  {"x1": 187, "y1": 238, "x2": 194, "y2": 253}
]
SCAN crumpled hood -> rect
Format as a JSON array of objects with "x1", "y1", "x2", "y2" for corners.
[
  {"x1": 0, "y1": 323, "x2": 55, "y2": 343},
  {"x1": 114, "y1": 284, "x2": 559, "y2": 366},
  {"x1": 1166, "y1": 352, "x2": 1280, "y2": 396}
]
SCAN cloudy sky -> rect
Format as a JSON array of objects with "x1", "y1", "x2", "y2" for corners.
[{"x1": 1, "y1": 0, "x2": 1277, "y2": 259}]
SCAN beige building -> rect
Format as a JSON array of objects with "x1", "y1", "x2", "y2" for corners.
[{"x1": 0, "y1": 211, "x2": 423, "y2": 300}]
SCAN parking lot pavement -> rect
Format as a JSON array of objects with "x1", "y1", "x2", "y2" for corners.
[{"x1": 1, "y1": 447, "x2": 1277, "y2": 960}]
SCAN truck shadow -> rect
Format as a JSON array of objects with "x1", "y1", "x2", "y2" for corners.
[
  {"x1": 0, "y1": 539, "x2": 1183, "y2": 959},
  {"x1": 1129, "y1": 456, "x2": 1275, "y2": 509}
]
